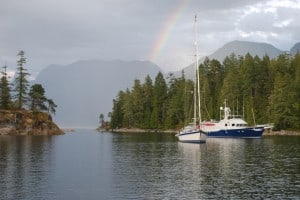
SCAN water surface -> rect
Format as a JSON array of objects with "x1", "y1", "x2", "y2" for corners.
[{"x1": 0, "y1": 130, "x2": 299, "y2": 199}]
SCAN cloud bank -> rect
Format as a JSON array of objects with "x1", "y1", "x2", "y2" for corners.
[{"x1": 0, "y1": 0, "x2": 299, "y2": 76}]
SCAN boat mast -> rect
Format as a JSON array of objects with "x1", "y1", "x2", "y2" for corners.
[
  {"x1": 194, "y1": 15, "x2": 201, "y2": 125},
  {"x1": 193, "y1": 17, "x2": 197, "y2": 125}
]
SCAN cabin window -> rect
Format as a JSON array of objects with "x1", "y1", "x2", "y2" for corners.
[
  {"x1": 225, "y1": 124, "x2": 227, "y2": 126},
  {"x1": 232, "y1": 124, "x2": 235, "y2": 126}
]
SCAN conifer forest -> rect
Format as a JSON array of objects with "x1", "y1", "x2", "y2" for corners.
[{"x1": 109, "y1": 53, "x2": 300, "y2": 131}]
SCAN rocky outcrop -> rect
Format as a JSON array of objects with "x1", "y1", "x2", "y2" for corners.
[{"x1": 0, "y1": 110, "x2": 64, "y2": 135}]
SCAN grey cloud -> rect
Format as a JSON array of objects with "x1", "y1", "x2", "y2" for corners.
[
  {"x1": 238, "y1": 12, "x2": 276, "y2": 32},
  {"x1": 0, "y1": 0, "x2": 299, "y2": 74}
]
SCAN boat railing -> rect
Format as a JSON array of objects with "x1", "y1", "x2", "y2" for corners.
[{"x1": 227, "y1": 115, "x2": 243, "y2": 119}]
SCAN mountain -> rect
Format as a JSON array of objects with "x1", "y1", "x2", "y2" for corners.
[
  {"x1": 179, "y1": 40, "x2": 283, "y2": 79},
  {"x1": 35, "y1": 60, "x2": 161, "y2": 127},
  {"x1": 209, "y1": 40, "x2": 282, "y2": 61},
  {"x1": 290, "y1": 42, "x2": 300, "y2": 55}
]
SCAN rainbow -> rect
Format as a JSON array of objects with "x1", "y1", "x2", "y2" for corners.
[{"x1": 149, "y1": 0, "x2": 190, "y2": 63}]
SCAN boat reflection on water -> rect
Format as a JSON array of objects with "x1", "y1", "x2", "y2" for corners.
[
  {"x1": 178, "y1": 142, "x2": 207, "y2": 162},
  {"x1": 177, "y1": 138, "x2": 262, "y2": 169}
]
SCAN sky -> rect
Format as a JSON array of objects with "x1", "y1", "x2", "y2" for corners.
[{"x1": 0, "y1": 0, "x2": 300, "y2": 78}]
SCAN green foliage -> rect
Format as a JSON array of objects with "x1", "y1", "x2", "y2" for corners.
[
  {"x1": 268, "y1": 53, "x2": 300, "y2": 130},
  {"x1": 141, "y1": 75, "x2": 154, "y2": 128},
  {"x1": 0, "y1": 51, "x2": 57, "y2": 116},
  {"x1": 200, "y1": 58, "x2": 224, "y2": 120},
  {"x1": 0, "y1": 65, "x2": 12, "y2": 109},
  {"x1": 46, "y1": 98, "x2": 57, "y2": 115},
  {"x1": 99, "y1": 113, "x2": 105, "y2": 127},
  {"x1": 14, "y1": 50, "x2": 30, "y2": 109},
  {"x1": 28, "y1": 84, "x2": 47, "y2": 111},
  {"x1": 164, "y1": 73, "x2": 186, "y2": 129},
  {"x1": 152, "y1": 72, "x2": 168, "y2": 129},
  {"x1": 109, "y1": 53, "x2": 300, "y2": 131},
  {"x1": 110, "y1": 91, "x2": 126, "y2": 129}
]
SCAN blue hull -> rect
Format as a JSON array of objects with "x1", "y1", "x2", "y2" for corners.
[{"x1": 207, "y1": 128, "x2": 264, "y2": 138}]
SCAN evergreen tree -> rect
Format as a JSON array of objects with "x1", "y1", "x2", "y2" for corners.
[
  {"x1": 164, "y1": 72, "x2": 185, "y2": 129},
  {"x1": 129, "y1": 79, "x2": 144, "y2": 128},
  {"x1": 122, "y1": 89, "x2": 134, "y2": 128},
  {"x1": 253, "y1": 55, "x2": 271, "y2": 123},
  {"x1": 240, "y1": 53, "x2": 256, "y2": 123},
  {"x1": 183, "y1": 78, "x2": 195, "y2": 126},
  {"x1": 292, "y1": 53, "x2": 300, "y2": 130},
  {"x1": 0, "y1": 65, "x2": 12, "y2": 109},
  {"x1": 110, "y1": 91, "x2": 126, "y2": 129},
  {"x1": 28, "y1": 83, "x2": 57, "y2": 115},
  {"x1": 219, "y1": 54, "x2": 242, "y2": 119},
  {"x1": 46, "y1": 98, "x2": 57, "y2": 115},
  {"x1": 269, "y1": 53, "x2": 299, "y2": 130},
  {"x1": 141, "y1": 75, "x2": 154, "y2": 129},
  {"x1": 201, "y1": 59, "x2": 224, "y2": 120},
  {"x1": 28, "y1": 84, "x2": 47, "y2": 111},
  {"x1": 151, "y1": 72, "x2": 167, "y2": 129},
  {"x1": 110, "y1": 99, "x2": 119, "y2": 129},
  {"x1": 14, "y1": 50, "x2": 30, "y2": 109},
  {"x1": 99, "y1": 113, "x2": 105, "y2": 128}
]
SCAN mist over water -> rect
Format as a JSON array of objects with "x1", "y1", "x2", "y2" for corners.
[{"x1": 0, "y1": 130, "x2": 299, "y2": 199}]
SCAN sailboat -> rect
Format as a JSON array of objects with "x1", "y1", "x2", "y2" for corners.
[{"x1": 176, "y1": 15, "x2": 207, "y2": 143}]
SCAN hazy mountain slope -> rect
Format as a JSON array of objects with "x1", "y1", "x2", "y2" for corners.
[
  {"x1": 179, "y1": 40, "x2": 283, "y2": 79},
  {"x1": 35, "y1": 60, "x2": 161, "y2": 127},
  {"x1": 210, "y1": 40, "x2": 282, "y2": 61},
  {"x1": 290, "y1": 42, "x2": 300, "y2": 55}
]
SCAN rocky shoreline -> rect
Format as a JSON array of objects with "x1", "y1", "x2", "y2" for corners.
[
  {"x1": 0, "y1": 110, "x2": 63, "y2": 135},
  {"x1": 263, "y1": 130, "x2": 300, "y2": 136}
]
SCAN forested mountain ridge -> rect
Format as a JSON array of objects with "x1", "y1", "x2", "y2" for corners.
[
  {"x1": 109, "y1": 53, "x2": 300, "y2": 131},
  {"x1": 177, "y1": 40, "x2": 294, "y2": 79}
]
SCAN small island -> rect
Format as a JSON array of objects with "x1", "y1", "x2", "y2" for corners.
[{"x1": 0, "y1": 50, "x2": 63, "y2": 135}]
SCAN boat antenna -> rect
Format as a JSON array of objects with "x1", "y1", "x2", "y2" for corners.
[
  {"x1": 252, "y1": 108, "x2": 256, "y2": 126},
  {"x1": 237, "y1": 96, "x2": 239, "y2": 116},
  {"x1": 242, "y1": 96, "x2": 245, "y2": 119}
]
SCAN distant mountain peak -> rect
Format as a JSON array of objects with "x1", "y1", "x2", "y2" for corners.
[
  {"x1": 210, "y1": 40, "x2": 282, "y2": 61},
  {"x1": 175, "y1": 40, "x2": 285, "y2": 80},
  {"x1": 35, "y1": 59, "x2": 161, "y2": 127},
  {"x1": 290, "y1": 42, "x2": 300, "y2": 55},
  {"x1": 227, "y1": 40, "x2": 273, "y2": 46}
]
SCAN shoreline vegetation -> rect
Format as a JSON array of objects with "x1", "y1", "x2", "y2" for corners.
[{"x1": 97, "y1": 127, "x2": 300, "y2": 136}]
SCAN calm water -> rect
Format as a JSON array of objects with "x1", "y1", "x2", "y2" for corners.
[{"x1": 0, "y1": 129, "x2": 299, "y2": 200}]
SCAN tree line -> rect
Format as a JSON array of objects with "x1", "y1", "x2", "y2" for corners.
[
  {"x1": 0, "y1": 50, "x2": 57, "y2": 114},
  {"x1": 107, "y1": 52, "x2": 300, "y2": 131}
]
